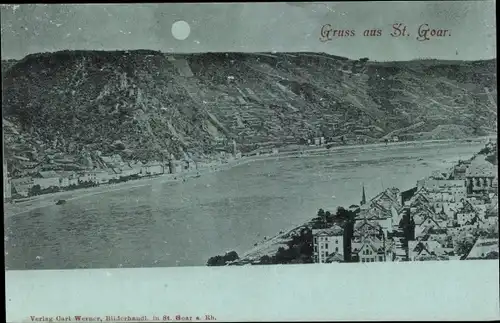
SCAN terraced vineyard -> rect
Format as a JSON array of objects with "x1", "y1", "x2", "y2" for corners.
[{"x1": 1, "y1": 50, "x2": 497, "y2": 174}]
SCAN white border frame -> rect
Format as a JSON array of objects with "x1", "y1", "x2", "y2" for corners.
[{"x1": 6, "y1": 260, "x2": 500, "y2": 322}]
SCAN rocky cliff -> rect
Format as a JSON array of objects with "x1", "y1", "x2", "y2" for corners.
[{"x1": 1, "y1": 50, "x2": 497, "y2": 174}]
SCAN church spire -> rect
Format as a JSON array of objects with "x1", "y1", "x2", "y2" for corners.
[{"x1": 361, "y1": 184, "x2": 367, "y2": 206}]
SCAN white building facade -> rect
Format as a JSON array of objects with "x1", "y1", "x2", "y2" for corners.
[{"x1": 312, "y1": 226, "x2": 344, "y2": 263}]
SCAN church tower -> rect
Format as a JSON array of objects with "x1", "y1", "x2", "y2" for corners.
[{"x1": 360, "y1": 184, "x2": 367, "y2": 206}]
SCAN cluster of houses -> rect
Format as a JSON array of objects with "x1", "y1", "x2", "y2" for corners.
[
  {"x1": 4, "y1": 145, "x2": 246, "y2": 200},
  {"x1": 312, "y1": 150, "x2": 498, "y2": 263},
  {"x1": 308, "y1": 137, "x2": 326, "y2": 146},
  {"x1": 4, "y1": 152, "x2": 204, "y2": 199}
]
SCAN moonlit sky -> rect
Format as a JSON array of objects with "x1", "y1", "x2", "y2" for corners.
[{"x1": 0, "y1": 2, "x2": 496, "y2": 61}]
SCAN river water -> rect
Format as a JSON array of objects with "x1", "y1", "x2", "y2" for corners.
[{"x1": 4, "y1": 140, "x2": 482, "y2": 270}]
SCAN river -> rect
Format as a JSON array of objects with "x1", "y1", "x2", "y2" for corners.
[{"x1": 4, "y1": 140, "x2": 482, "y2": 270}]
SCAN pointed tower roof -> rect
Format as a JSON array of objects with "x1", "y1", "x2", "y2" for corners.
[{"x1": 361, "y1": 184, "x2": 367, "y2": 206}]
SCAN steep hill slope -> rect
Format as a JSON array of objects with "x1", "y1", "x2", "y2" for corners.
[{"x1": 1, "y1": 50, "x2": 497, "y2": 174}]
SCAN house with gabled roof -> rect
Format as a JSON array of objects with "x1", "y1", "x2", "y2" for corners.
[
  {"x1": 417, "y1": 178, "x2": 467, "y2": 207},
  {"x1": 352, "y1": 236, "x2": 392, "y2": 263},
  {"x1": 324, "y1": 252, "x2": 344, "y2": 264},
  {"x1": 454, "y1": 200, "x2": 480, "y2": 226},
  {"x1": 369, "y1": 187, "x2": 402, "y2": 212},
  {"x1": 408, "y1": 240, "x2": 444, "y2": 261},
  {"x1": 11, "y1": 177, "x2": 34, "y2": 197},
  {"x1": 142, "y1": 160, "x2": 164, "y2": 176},
  {"x1": 353, "y1": 219, "x2": 383, "y2": 241},
  {"x1": 408, "y1": 187, "x2": 432, "y2": 206},
  {"x1": 357, "y1": 205, "x2": 394, "y2": 234},
  {"x1": 411, "y1": 203, "x2": 439, "y2": 227},
  {"x1": 462, "y1": 213, "x2": 485, "y2": 230},
  {"x1": 434, "y1": 205, "x2": 449, "y2": 221},
  {"x1": 33, "y1": 170, "x2": 62, "y2": 189},
  {"x1": 130, "y1": 161, "x2": 144, "y2": 176},
  {"x1": 417, "y1": 227, "x2": 450, "y2": 250},
  {"x1": 357, "y1": 240, "x2": 382, "y2": 263},
  {"x1": 120, "y1": 163, "x2": 139, "y2": 177},
  {"x1": 100, "y1": 154, "x2": 125, "y2": 169},
  {"x1": 415, "y1": 214, "x2": 444, "y2": 238},
  {"x1": 364, "y1": 201, "x2": 392, "y2": 218},
  {"x1": 56, "y1": 171, "x2": 79, "y2": 187}
]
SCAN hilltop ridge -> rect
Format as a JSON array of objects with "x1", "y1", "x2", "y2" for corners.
[{"x1": 2, "y1": 50, "x2": 497, "y2": 176}]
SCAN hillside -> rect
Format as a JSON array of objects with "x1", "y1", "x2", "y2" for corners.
[{"x1": 1, "y1": 50, "x2": 497, "y2": 175}]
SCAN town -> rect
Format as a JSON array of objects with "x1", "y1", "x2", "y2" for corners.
[
  {"x1": 311, "y1": 140, "x2": 498, "y2": 263},
  {"x1": 2, "y1": 134, "x2": 357, "y2": 203},
  {"x1": 3, "y1": 140, "x2": 244, "y2": 201},
  {"x1": 209, "y1": 140, "x2": 498, "y2": 266}
]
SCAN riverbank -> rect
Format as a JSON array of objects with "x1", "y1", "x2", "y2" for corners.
[
  {"x1": 231, "y1": 137, "x2": 495, "y2": 265},
  {"x1": 233, "y1": 136, "x2": 491, "y2": 168},
  {"x1": 235, "y1": 222, "x2": 313, "y2": 265},
  {"x1": 4, "y1": 159, "x2": 247, "y2": 217},
  {"x1": 4, "y1": 136, "x2": 492, "y2": 218}
]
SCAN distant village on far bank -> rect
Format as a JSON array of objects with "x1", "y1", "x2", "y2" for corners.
[
  {"x1": 2, "y1": 132, "x2": 396, "y2": 202},
  {"x1": 3, "y1": 139, "x2": 243, "y2": 201}
]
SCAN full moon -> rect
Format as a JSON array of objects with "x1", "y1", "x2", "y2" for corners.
[{"x1": 171, "y1": 20, "x2": 191, "y2": 40}]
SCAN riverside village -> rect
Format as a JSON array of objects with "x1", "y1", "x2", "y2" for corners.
[
  {"x1": 4, "y1": 136, "x2": 498, "y2": 266},
  {"x1": 207, "y1": 140, "x2": 499, "y2": 266},
  {"x1": 3, "y1": 139, "x2": 244, "y2": 201}
]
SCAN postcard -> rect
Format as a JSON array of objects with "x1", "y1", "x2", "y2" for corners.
[{"x1": 3, "y1": 2, "x2": 499, "y2": 322}]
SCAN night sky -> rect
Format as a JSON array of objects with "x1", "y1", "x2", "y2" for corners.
[{"x1": 0, "y1": 2, "x2": 496, "y2": 61}]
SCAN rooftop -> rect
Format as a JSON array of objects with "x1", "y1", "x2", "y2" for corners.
[
  {"x1": 36, "y1": 170, "x2": 60, "y2": 178},
  {"x1": 313, "y1": 225, "x2": 344, "y2": 237},
  {"x1": 466, "y1": 158, "x2": 496, "y2": 177}
]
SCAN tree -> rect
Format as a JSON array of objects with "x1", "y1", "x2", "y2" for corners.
[
  {"x1": 455, "y1": 238, "x2": 474, "y2": 258},
  {"x1": 275, "y1": 247, "x2": 293, "y2": 264},
  {"x1": 325, "y1": 211, "x2": 334, "y2": 224},
  {"x1": 399, "y1": 209, "x2": 415, "y2": 242},
  {"x1": 29, "y1": 184, "x2": 42, "y2": 196},
  {"x1": 316, "y1": 208, "x2": 328, "y2": 227},
  {"x1": 485, "y1": 251, "x2": 499, "y2": 259},
  {"x1": 336, "y1": 207, "x2": 356, "y2": 262},
  {"x1": 206, "y1": 255, "x2": 225, "y2": 266},
  {"x1": 223, "y1": 251, "x2": 239, "y2": 263},
  {"x1": 259, "y1": 255, "x2": 273, "y2": 264},
  {"x1": 206, "y1": 250, "x2": 239, "y2": 266}
]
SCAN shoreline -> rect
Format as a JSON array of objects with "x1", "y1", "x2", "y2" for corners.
[
  {"x1": 4, "y1": 136, "x2": 492, "y2": 217},
  {"x1": 4, "y1": 162, "x2": 242, "y2": 217},
  {"x1": 238, "y1": 221, "x2": 312, "y2": 262},
  {"x1": 232, "y1": 137, "x2": 496, "y2": 264}
]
